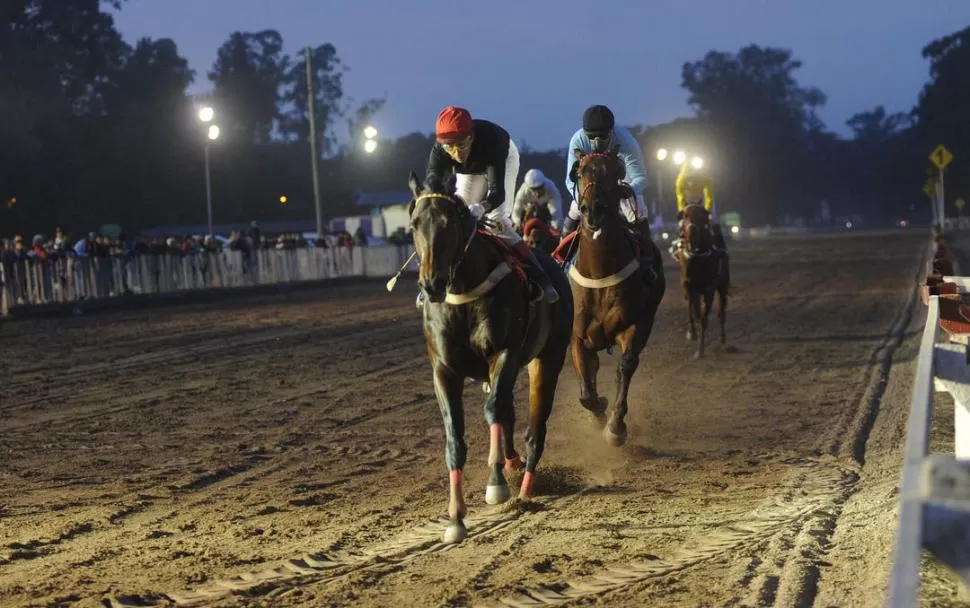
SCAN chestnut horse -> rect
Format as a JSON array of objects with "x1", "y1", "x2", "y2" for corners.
[
  {"x1": 677, "y1": 203, "x2": 728, "y2": 358},
  {"x1": 567, "y1": 150, "x2": 665, "y2": 446},
  {"x1": 407, "y1": 171, "x2": 573, "y2": 544}
]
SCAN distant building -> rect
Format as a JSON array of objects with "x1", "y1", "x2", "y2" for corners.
[{"x1": 354, "y1": 190, "x2": 413, "y2": 238}]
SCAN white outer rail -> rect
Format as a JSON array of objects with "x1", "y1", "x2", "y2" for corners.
[{"x1": 890, "y1": 284, "x2": 970, "y2": 607}]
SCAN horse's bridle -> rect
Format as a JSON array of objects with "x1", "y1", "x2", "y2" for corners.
[
  {"x1": 681, "y1": 203, "x2": 714, "y2": 257},
  {"x1": 574, "y1": 152, "x2": 618, "y2": 213},
  {"x1": 413, "y1": 193, "x2": 479, "y2": 287}
]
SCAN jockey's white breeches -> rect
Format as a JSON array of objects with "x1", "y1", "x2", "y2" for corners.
[
  {"x1": 567, "y1": 189, "x2": 648, "y2": 224},
  {"x1": 455, "y1": 140, "x2": 522, "y2": 248}
]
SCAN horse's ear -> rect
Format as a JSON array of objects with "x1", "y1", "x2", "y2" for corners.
[{"x1": 408, "y1": 171, "x2": 422, "y2": 198}]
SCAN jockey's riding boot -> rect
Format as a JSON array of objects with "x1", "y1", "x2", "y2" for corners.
[
  {"x1": 632, "y1": 218, "x2": 658, "y2": 285},
  {"x1": 561, "y1": 216, "x2": 579, "y2": 242},
  {"x1": 712, "y1": 223, "x2": 728, "y2": 252},
  {"x1": 711, "y1": 224, "x2": 731, "y2": 290},
  {"x1": 514, "y1": 242, "x2": 559, "y2": 304}
]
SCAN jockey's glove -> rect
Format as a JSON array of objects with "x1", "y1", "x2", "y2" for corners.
[{"x1": 468, "y1": 203, "x2": 486, "y2": 220}]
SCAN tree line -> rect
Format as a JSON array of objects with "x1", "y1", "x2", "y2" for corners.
[{"x1": 1, "y1": 0, "x2": 967, "y2": 235}]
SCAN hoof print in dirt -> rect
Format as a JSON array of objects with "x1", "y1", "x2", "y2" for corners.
[{"x1": 502, "y1": 497, "x2": 544, "y2": 514}]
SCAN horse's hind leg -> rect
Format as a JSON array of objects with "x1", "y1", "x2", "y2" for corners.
[
  {"x1": 520, "y1": 355, "x2": 558, "y2": 499},
  {"x1": 431, "y1": 362, "x2": 468, "y2": 544},
  {"x1": 484, "y1": 350, "x2": 519, "y2": 505},
  {"x1": 573, "y1": 337, "x2": 606, "y2": 425},
  {"x1": 502, "y1": 419, "x2": 524, "y2": 472}
]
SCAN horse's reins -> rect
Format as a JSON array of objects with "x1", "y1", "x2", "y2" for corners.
[
  {"x1": 561, "y1": 152, "x2": 621, "y2": 267},
  {"x1": 387, "y1": 192, "x2": 479, "y2": 292},
  {"x1": 416, "y1": 193, "x2": 489, "y2": 288},
  {"x1": 681, "y1": 204, "x2": 715, "y2": 258}
]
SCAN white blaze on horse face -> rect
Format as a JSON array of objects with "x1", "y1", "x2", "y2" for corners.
[{"x1": 592, "y1": 228, "x2": 603, "y2": 240}]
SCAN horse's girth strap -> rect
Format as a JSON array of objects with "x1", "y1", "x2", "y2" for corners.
[
  {"x1": 568, "y1": 258, "x2": 641, "y2": 289},
  {"x1": 444, "y1": 263, "x2": 513, "y2": 305}
]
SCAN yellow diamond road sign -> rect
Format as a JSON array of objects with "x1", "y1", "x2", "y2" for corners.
[{"x1": 930, "y1": 144, "x2": 954, "y2": 170}]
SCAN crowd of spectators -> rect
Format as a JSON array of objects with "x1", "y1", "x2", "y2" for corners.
[
  {"x1": 0, "y1": 221, "x2": 379, "y2": 264},
  {"x1": 0, "y1": 220, "x2": 418, "y2": 314}
]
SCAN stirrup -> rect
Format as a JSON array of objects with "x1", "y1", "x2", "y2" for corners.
[
  {"x1": 541, "y1": 284, "x2": 560, "y2": 303},
  {"x1": 415, "y1": 291, "x2": 425, "y2": 309}
]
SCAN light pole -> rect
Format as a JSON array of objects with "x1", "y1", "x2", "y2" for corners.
[{"x1": 198, "y1": 106, "x2": 219, "y2": 236}]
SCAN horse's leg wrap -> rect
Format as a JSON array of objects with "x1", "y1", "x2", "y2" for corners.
[
  {"x1": 485, "y1": 423, "x2": 510, "y2": 504},
  {"x1": 484, "y1": 351, "x2": 519, "y2": 505},
  {"x1": 443, "y1": 469, "x2": 467, "y2": 543},
  {"x1": 503, "y1": 418, "x2": 524, "y2": 471},
  {"x1": 434, "y1": 364, "x2": 467, "y2": 543}
]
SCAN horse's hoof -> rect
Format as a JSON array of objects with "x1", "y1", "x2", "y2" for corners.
[
  {"x1": 604, "y1": 425, "x2": 628, "y2": 447},
  {"x1": 442, "y1": 520, "x2": 468, "y2": 544},
  {"x1": 482, "y1": 382, "x2": 491, "y2": 394},
  {"x1": 580, "y1": 396, "x2": 608, "y2": 417},
  {"x1": 485, "y1": 483, "x2": 511, "y2": 505}
]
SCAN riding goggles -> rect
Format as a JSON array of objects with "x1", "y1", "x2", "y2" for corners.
[
  {"x1": 585, "y1": 130, "x2": 611, "y2": 151},
  {"x1": 439, "y1": 136, "x2": 472, "y2": 162}
]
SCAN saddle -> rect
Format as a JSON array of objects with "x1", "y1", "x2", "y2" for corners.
[{"x1": 476, "y1": 229, "x2": 528, "y2": 284}]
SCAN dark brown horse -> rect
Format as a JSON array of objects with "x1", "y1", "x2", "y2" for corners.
[
  {"x1": 406, "y1": 171, "x2": 573, "y2": 544},
  {"x1": 522, "y1": 214, "x2": 560, "y2": 256},
  {"x1": 677, "y1": 203, "x2": 728, "y2": 358},
  {"x1": 568, "y1": 150, "x2": 665, "y2": 446}
]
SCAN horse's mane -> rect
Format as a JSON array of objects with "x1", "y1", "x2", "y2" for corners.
[
  {"x1": 419, "y1": 173, "x2": 472, "y2": 223},
  {"x1": 683, "y1": 203, "x2": 711, "y2": 223}
]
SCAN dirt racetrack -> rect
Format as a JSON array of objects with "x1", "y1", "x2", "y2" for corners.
[{"x1": 1, "y1": 230, "x2": 959, "y2": 608}]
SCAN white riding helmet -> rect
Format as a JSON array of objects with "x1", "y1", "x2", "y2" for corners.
[{"x1": 524, "y1": 169, "x2": 545, "y2": 189}]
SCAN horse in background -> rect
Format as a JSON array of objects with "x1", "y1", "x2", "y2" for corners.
[{"x1": 676, "y1": 203, "x2": 729, "y2": 358}]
